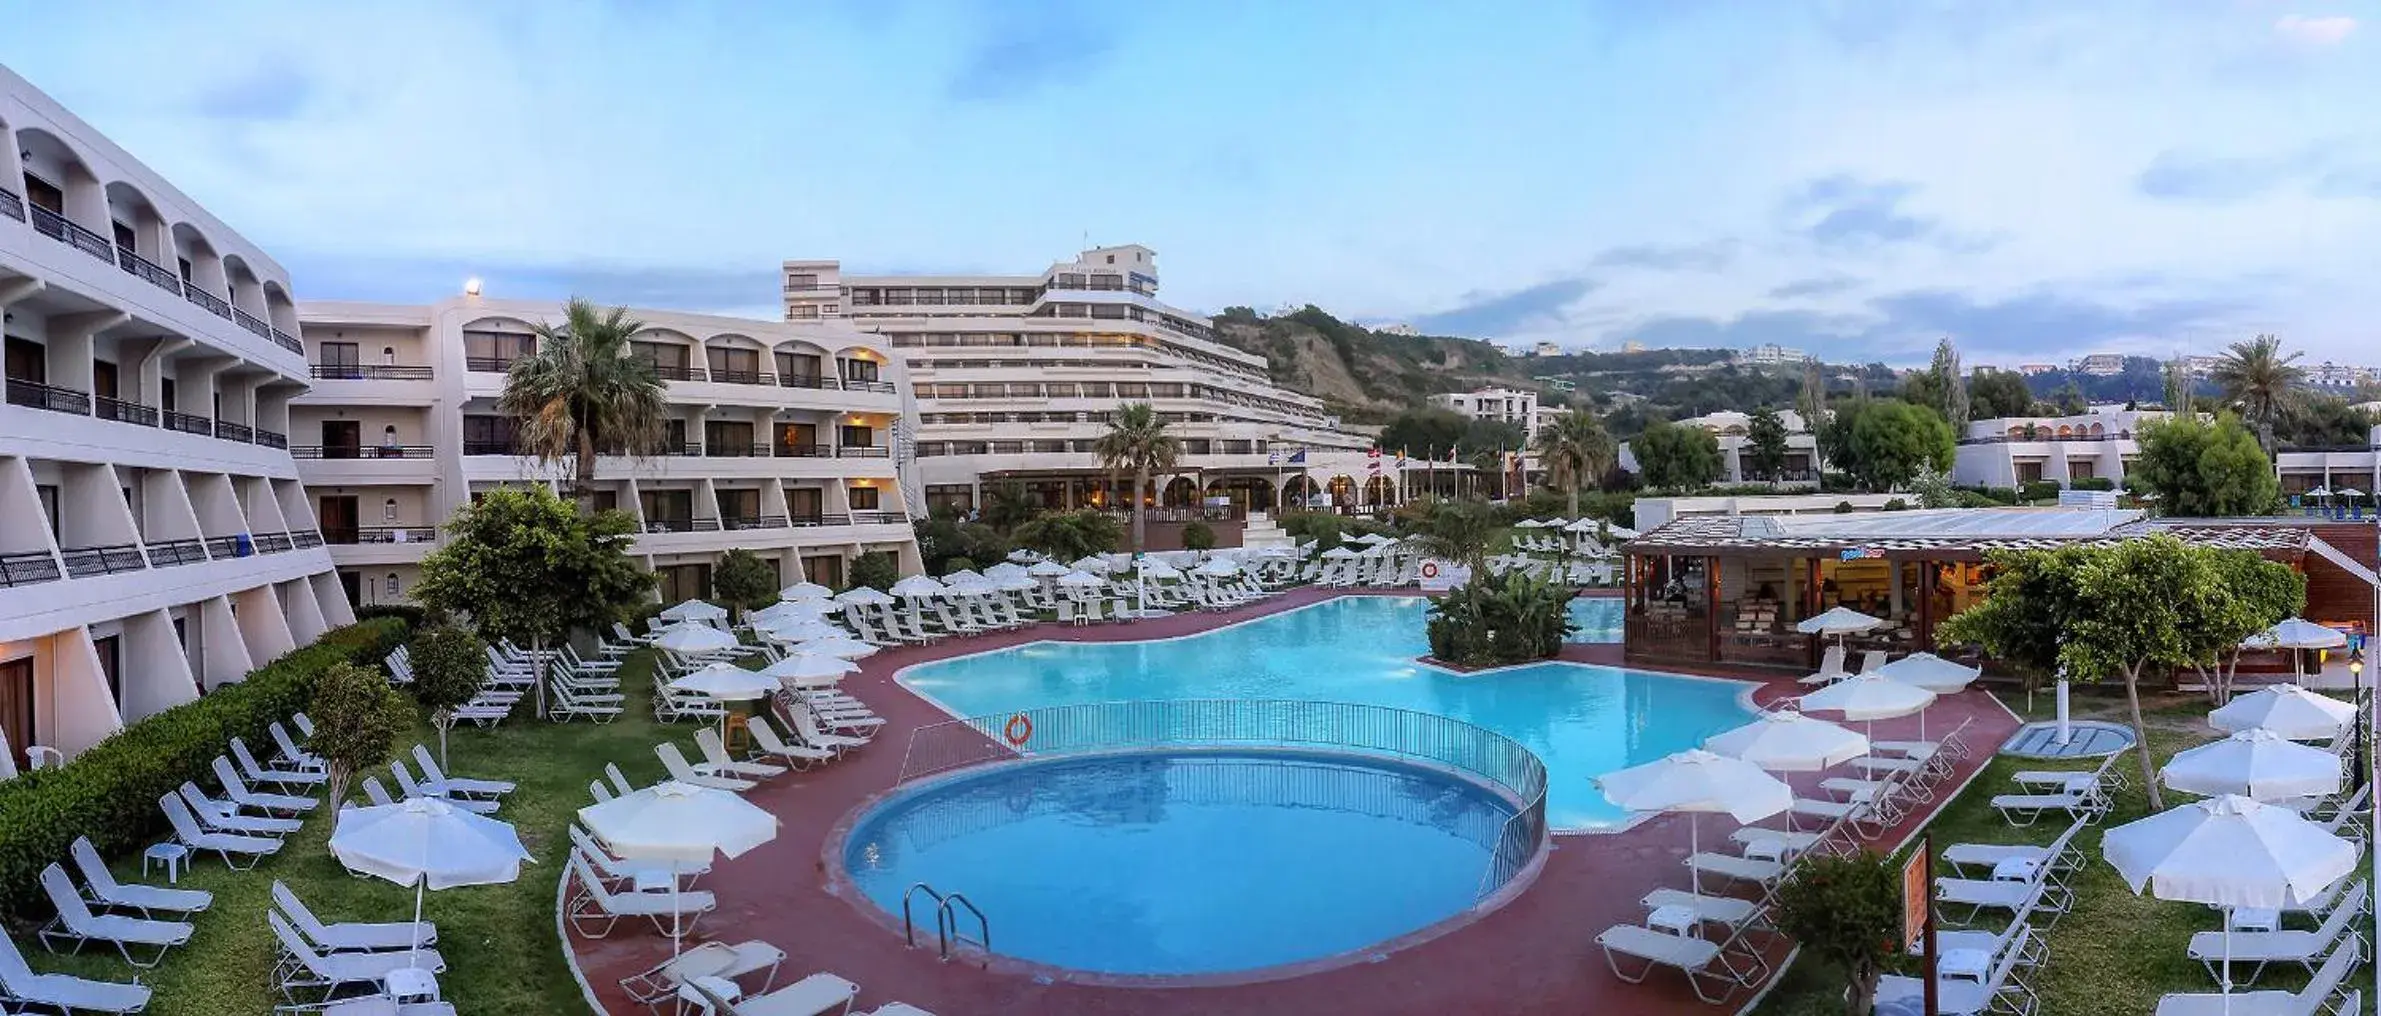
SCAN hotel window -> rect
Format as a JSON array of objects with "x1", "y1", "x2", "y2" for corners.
[
  {"x1": 21, "y1": 175, "x2": 62, "y2": 214},
  {"x1": 462, "y1": 329, "x2": 533, "y2": 368},
  {"x1": 787, "y1": 272, "x2": 818, "y2": 290},
  {"x1": 640, "y1": 490, "x2": 694, "y2": 527},
  {"x1": 840, "y1": 424, "x2": 875, "y2": 448},
  {"x1": 0, "y1": 657, "x2": 32, "y2": 755},
  {"x1": 849, "y1": 486, "x2": 881, "y2": 510},
  {"x1": 319, "y1": 341, "x2": 360, "y2": 377},
  {"x1": 632, "y1": 341, "x2": 692, "y2": 378},
  {"x1": 382, "y1": 498, "x2": 398, "y2": 522},
  {"x1": 707, "y1": 347, "x2": 761, "y2": 383},
  {"x1": 461, "y1": 415, "x2": 516, "y2": 454},
  {"x1": 841, "y1": 357, "x2": 881, "y2": 383},
  {"x1": 385, "y1": 572, "x2": 401, "y2": 597}
]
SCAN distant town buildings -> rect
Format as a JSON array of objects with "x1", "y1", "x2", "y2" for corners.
[
  {"x1": 2305, "y1": 361, "x2": 2371, "y2": 389},
  {"x1": 1533, "y1": 376, "x2": 1577, "y2": 393},
  {"x1": 2016, "y1": 363, "x2": 2059, "y2": 376},
  {"x1": 1620, "y1": 339, "x2": 1647, "y2": 353},
  {"x1": 1737, "y1": 343, "x2": 1808, "y2": 366},
  {"x1": 2070, "y1": 353, "x2": 2126, "y2": 376},
  {"x1": 1531, "y1": 341, "x2": 1562, "y2": 357},
  {"x1": 1429, "y1": 386, "x2": 1546, "y2": 440},
  {"x1": 1375, "y1": 323, "x2": 1420, "y2": 337}
]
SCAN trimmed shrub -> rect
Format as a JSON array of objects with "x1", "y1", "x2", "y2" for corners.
[
  {"x1": 1425, "y1": 569, "x2": 1575, "y2": 666},
  {"x1": 2069, "y1": 476, "x2": 2116, "y2": 491},
  {"x1": 849, "y1": 551, "x2": 899, "y2": 592},
  {"x1": 0, "y1": 618, "x2": 407, "y2": 915},
  {"x1": 2019, "y1": 480, "x2": 2062, "y2": 503},
  {"x1": 354, "y1": 603, "x2": 427, "y2": 629},
  {"x1": 1882, "y1": 498, "x2": 1910, "y2": 511},
  {"x1": 1180, "y1": 520, "x2": 1216, "y2": 552}
]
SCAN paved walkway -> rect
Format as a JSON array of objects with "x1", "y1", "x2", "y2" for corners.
[{"x1": 566, "y1": 589, "x2": 2020, "y2": 1015}]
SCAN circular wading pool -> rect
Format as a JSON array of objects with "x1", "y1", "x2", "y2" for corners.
[{"x1": 837, "y1": 748, "x2": 1521, "y2": 979}]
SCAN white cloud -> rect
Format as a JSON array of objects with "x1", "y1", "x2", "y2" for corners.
[{"x1": 2275, "y1": 14, "x2": 2357, "y2": 47}]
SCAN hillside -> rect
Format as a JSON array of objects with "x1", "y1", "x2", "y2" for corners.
[{"x1": 1212, "y1": 306, "x2": 1531, "y2": 422}]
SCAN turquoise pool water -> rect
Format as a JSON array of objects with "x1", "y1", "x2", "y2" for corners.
[
  {"x1": 899, "y1": 596, "x2": 1753, "y2": 829},
  {"x1": 843, "y1": 749, "x2": 1513, "y2": 976}
]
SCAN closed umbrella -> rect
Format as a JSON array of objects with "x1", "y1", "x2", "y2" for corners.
[
  {"x1": 1799, "y1": 672, "x2": 1937, "y2": 743},
  {"x1": 778, "y1": 581, "x2": 833, "y2": 602},
  {"x1": 1704, "y1": 710, "x2": 1870, "y2": 771},
  {"x1": 658, "y1": 599, "x2": 728, "y2": 624},
  {"x1": 2160, "y1": 729, "x2": 2343, "y2": 803},
  {"x1": 2103, "y1": 795, "x2": 2360, "y2": 1010},
  {"x1": 1598, "y1": 749, "x2": 1792, "y2": 899},
  {"x1": 579, "y1": 782, "x2": 778, "y2": 955},
  {"x1": 651, "y1": 623, "x2": 738, "y2": 656},
  {"x1": 2209, "y1": 684, "x2": 2357, "y2": 742},
  {"x1": 330, "y1": 797, "x2": 532, "y2": 968}
]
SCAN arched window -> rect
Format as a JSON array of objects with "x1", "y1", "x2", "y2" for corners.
[
  {"x1": 382, "y1": 498, "x2": 398, "y2": 522},
  {"x1": 382, "y1": 346, "x2": 396, "y2": 366},
  {"x1": 385, "y1": 572, "x2": 401, "y2": 596}
]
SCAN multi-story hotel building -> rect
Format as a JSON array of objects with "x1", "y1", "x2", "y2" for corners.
[
  {"x1": 291, "y1": 297, "x2": 923, "y2": 609},
  {"x1": 1, "y1": 67, "x2": 351, "y2": 759},
  {"x1": 782, "y1": 245, "x2": 1396, "y2": 513}
]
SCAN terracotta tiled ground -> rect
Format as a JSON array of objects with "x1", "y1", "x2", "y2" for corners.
[{"x1": 567, "y1": 589, "x2": 2018, "y2": 1015}]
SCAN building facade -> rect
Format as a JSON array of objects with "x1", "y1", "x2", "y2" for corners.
[
  {"x1": 1950, "y1": 407, "x2": 2170, "y2": 488},
  {"x1": 784, "y1": 245, "x2": 1399, "y2": 515},
  {"x1": 292, "y1": 298, "x2": 922, "y2": 609},
  {"x1": 1429, "y1": 386, "x2": 1544, "y2": 441},
  {"x1": 1, "y1": 67, "x2": 352, "y2": 759},
  {"x1": 1617, "y1": 409, "x2": 1824, "y2": 487}
]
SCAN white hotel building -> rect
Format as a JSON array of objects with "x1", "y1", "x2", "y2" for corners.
[
  {"x1": 1, "y1": 67, "x2": 351, "y2": 759},
  {"x1": 291, "y1": 298, "x2": 924, "y2": 608},
  {"x1": 782, "y1": 245, "x2": 1396, "y2": 513}
]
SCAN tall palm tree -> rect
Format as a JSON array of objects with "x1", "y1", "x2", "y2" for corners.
[
  {"x1": 1092, "y1": 402, "x2": 1180, "y2": 552},
  {"x1": 1534, "y1": 410, "x2": 1616, "y2": 518},
  {"x1": 496, "y1": 298, "x2": 669, "y2": 507},
  {"x1": 2210, "y1": 334, "x2": 2303, "y2": 453}
]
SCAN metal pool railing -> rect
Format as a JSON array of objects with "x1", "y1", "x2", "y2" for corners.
[{"x1": 894, "y1": 699, "x2": 1551, "y2": 901}]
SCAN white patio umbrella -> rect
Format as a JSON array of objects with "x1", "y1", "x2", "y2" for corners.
[
  {"x1": 2336, "y1": 487, "x2": 2367, "y2": 498},
  {"x1": 330, "y1": 797, "x2": 532, "y2": 968},
  {"x1": 658, "y1": 599, "x2": 728, "y2": 624},
  {"x1": 1514, "y1": 519, "x2": 1546, "y2": 529},
  {"x1": 1795, "y1": 606, "x2": 1885, "y2": 639},
  {"x1": 1800, "y1": 672, "x2": 1938, "y2": 744},
  {"x1": 888, "y1": 575, "x2": 946, "y2": 598},
  {"x1": 748, "y1": 602, "x2": 831, "y2": 627},
  {"x1": 941, "y1": 568, "x2": 985, "y2": 584},
  {"x1": 1005, "y1": 548, "x2": 1043, "y2": 563},
  {"x1": 579, "y1": 781, "x2": 779, "y2": 956},
  {"x1": 2208, "y1": 684, "x2": 2357, "y2": 742},
  {"x1": 1871, "y1": 651, "x2": 1980, "y2": 741},
  {"x1": 1056, "y1": 570, "x2": 1105, "y2": 591},
  {"x1": 2160, "y1": 728, "x2": 2344, "y2": 803},
  {"x1": 755, "y1": 617, "x2": 844, "y2": 643},
  {"x1": 761, "y1": 651, "x2": 858, "y2": 689},
  {"x1": 1598, "y1": 749, "x2": 1793, "y2": 898},
  {"x1": 1026, "y1": 559, "x2": 1072, "y2": 578},
  {"x1": 1137, "y1": 559, "x2": 1182, "y2": 579},
  {"x1": 2102, "y1": 795, "x2": 2360, "y2": 1010},
  {"x1": 667, "y1": 663, "x2": 777, "y2": 701},
  {"x1": 2254, "y1": 618, "x2": 2348, "y2": 686},
  {"x1": 1320, "y1": 546, "x2": 1360, "y2": 559},
  {"x1": 1070, "y1": 556, "x2": 1114, "y2": 574},
  {"x1": 651, "y1": 623, "x2": 738, "y2": 656},
  {"x1": 834, "y1": 586, "x2": 896, "y2": 607},
  {"x1": 793, "y1": 635, "x2": 878, "y2": 661},
  {"x1": 2306, "y1": 485, "x2": 2333, "y2": 500},
  {"x1": 1196, "y1": 557, "x2": 1241, "y2": 577},
  {"x1": 1544, "y1": 517, "x2": 1570, "y2": 528},
  {"x1": 1352, "y1": 532, "x2": 1396, "y2": 546},
  {"x1": 991, "y1": 573, "x2": 1037, "y2": 592},
  {"x1": 777, "y1": 581, "x2": 833, "y2": 602},
  {"x1": 984, "y1": 562, "x2": 1029, "y2": 581},
  {"x1": 1704, "y1": 710, "x2": 1871, "y2": 771}
]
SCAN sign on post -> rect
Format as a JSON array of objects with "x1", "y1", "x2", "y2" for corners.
[{"x1": 1901, "y1": 837, "x2": 1929, "y2": 951}]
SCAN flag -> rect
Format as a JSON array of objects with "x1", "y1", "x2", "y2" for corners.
[
  {"x1": 1396, "y1": 447, "x2": 1408, "y2": 468},
  {"x1": 1288, "y1": 449, "x2": 1307, "y2": 465},
  {"x1": 1268, "y1": 449, "x2": 1281, "y2": 466}
]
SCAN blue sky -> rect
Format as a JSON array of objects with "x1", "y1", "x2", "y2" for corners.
[{"x1": 4, "y1": 1, "x2": 2373, "y2": 366}]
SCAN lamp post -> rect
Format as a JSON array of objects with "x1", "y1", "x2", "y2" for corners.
[{"x1": 2351, "y1": 646, "x2": 2367, "y2": 794}]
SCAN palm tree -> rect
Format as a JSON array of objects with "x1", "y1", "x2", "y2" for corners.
[
  {"x1": 1401, "y1": 498, "x2": 1498, "y2": 570},
  {"x1": 1092, "y1": 402, "x2": 1180, "y2": 552},
  {"x1": 2210, "y1": 334, "x2": 2303, "y2": 453},
  {"x1": 495, "y1": 298, "x2": 669, "y2": 507},
  {"x1": 1534, "y1": 410, "x2": 1616, "y2": 518}
]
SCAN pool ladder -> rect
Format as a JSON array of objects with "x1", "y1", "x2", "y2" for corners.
[{"x1": 902, "y1": 882, "x2": 990, "y2": 962}]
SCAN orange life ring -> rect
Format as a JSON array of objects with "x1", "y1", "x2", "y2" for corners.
[{"x1": 1003, "y1": 713, "x2": 1034, "y2": 747}]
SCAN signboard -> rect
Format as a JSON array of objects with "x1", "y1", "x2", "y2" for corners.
[
  {"x1": 1901, "y1": 835, "x2": 1930, "y2": 951},
  {"x1": 1840, "y1": 547, "x2": 1883, "y2": 561},
  {"x1": 1418, "y1": 559, "x2": 1471, "y2": 592}
]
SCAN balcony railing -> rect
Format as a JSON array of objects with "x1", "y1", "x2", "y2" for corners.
[
  {"x1": 848, "y1": 510, "x2": 907, "y2": 525},
  {"x1": 463, "y1": 440, "x2": 520, "y2": 456},
  {"x1": 721, "y1": 515, "x2": 789, "y2": 531},
  {"x1": 162, "y1": 410, "x2": 213, "y2": 436},
  {"x1": 6, "y1": 378, "x2": 93, "y2": 415},
  {"x1": 775, "y1": 443, "x2": 834, "y2": 458},
  {"x1": 184, "y1": 285, "x2": 234, "y2": 320},
  {"x1": 842, "y1": 379, "x2": 897, "y2": 395},
  {"x1": 289, "y1": 529, "x2": 324, "y2": 549},
  {"x1": 789, "y1": 512, "x2": 853, "y2": 528},
  {"x1": 0, "y1": 185, "x2": 22, "y2": 222},
  {"x1": 214, "y1": 420, "x2": 254, "y2": 443},
  {"x1": 293, "y1": 444, "x2": 436, "y2": 459},
  {"x1": 707, "y1": 368, "x2": 772, "y2": 386},
  {"x1": 94, "y1": 395, "x2": 158, "y2": 427},
  {"x1": 325, "y1": 526, "x2": 437, "y2": 545},
  {"x1": 115, "y1": 247, "x2": 184, "y2": 295},
  {"x1": 202, "y1": 535, "x2": 243, "y2": 559},
  {"x1": 839, "y1": 445, "x2": 891, "y2": 458},
  {"x1": 252, "y1": 531, "x2": 295, "y2": 554},
  {"x1": 778, "y1": 374, "x2": 834, "y2": 390},
  {"x1": 60, "y1": 543, "x2": 148, "y2": 579},
  {"x1": 144, "y1": 538, "x2": 209, "y2": 568},
  {"x1": 29, "y1": 205, "x2": 112, "y2": 262},
  {"x1": 254, "y1": 428, "x2": 287, "y2": 449},
  {"x1": 465, "y1": 356, "x2": 522, "y2": 372},
  {"x1": 232, "y1": 308, "x2": 273, "y2": 340},
  {"x1": 642, "y1": 518, "x2": 694, "y2": 534},
  {"x1": 646, "y1": 364, "x2": 707, "y2": 382},
  {"x1": 660, "y1": 442, "x2": 704, "y2": 457},
  {"x1": 0, "y1": 550, "x2": 62, "y2": 588},
  {"x1": 705, "y1": 444, "x2": 770, "y2": 458},
  {"x1": 311, "y1": 363, "x2": 435, "y2": 381},
  {"x1": 270, "y1": 328, "x2": 303, "y2": 356}
]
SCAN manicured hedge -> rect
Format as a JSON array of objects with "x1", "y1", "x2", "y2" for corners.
[
  {"x1": 0, "y1": 618, "x2": 409, "y2": 915},
  {"x1": 2019, "y1": 480, "x2": 2062, "y2": 503},
  {"x1": 354, "y1": 603, "x2": 428, "y2": 630},
  {"x1": 2068, "y1": 477, "x2": 2117, "y2": 492}
]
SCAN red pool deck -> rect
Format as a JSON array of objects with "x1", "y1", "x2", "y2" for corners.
[{"x1": 566, "y1": 589, "x2": 2020, "y2": 1015}]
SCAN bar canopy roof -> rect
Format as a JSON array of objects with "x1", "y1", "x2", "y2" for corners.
[{"x1": 1626, "y1": 507, "x2": 2313, "y2": 561}]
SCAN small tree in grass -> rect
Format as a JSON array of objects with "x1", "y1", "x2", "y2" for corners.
[
  {"x1": 711, "y1": 549, "x2": 777, "y2": 623},
  {"x1": 1180, "y1": 520, "x2": 1216, "y2": 554},
  {"x1": 414, "y1": 486, "x2": 654, "y2": 717},
  {"x1": 849, "y1": 551, "x2": 899, "y2": 592},
  {"x1": 311, "y1": 661, "x2": 413, "y2": 808},
  {"x1": 1770, "y1": 850, "x2": 1900, "y2": 1015},
  {"x1": 406, "y1": 626, "x2": 486, "y2": 769}
]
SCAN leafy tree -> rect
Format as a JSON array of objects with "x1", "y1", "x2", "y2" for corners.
[
  {"x1": 1742, "y1": 408, "x2": 1791, "y2": 481},
  {"x1": 1377, "y1": 407, "x2": 1470, "y2": 460},
  {"x1": 1817, "y1": 394, "x2": 1866, "y2": 481},
  {"x1": 1632, "y1": 419, "x2": 1722, "y2": 490},
  {"x1": 1180, "y1": 520, "x2": 1217, "y2": 552},
  {"x1": 916, "y1": 514, "x2": 1010, "y2": 574},
  {"x1": 2162, "y1": 355, "x2": 2197, "y2": 415},
  {"x1": 849, "y1": 551, "x2": 899, "y2": 592},
  {"x1": 413, "y1": 486, "x2": 654, "y2": 716},
  {"x1": 494, "y1": 298, "x2": 668, "y2": 506},
  {"x1": 310, "y1": 661, "x2": 413, "y2": 809},
  {"x1": 2211, "y1": 334, "x2": 2303, "y2": 453},
  {"x1": 1010, "y1": 510, "x2": 1122, "y2": 562},
  {"x1": 405, "y1": 626, "x2": 485, "y2": 768},
  {"x1": 1460, "y1": 418, "x2": 1529, "y2": 491},
  {"x1": 1968, "y1": 370, "x2": 2035, "y2": 420},
  {"x1": 1093, "y1": 402, "x2": 1181, "y2": 552},
  {"x1": 2273, "y1": 392, "x2": 2374, "y2": 450},
  {"x1": 978, "y1": 481, "x2": 1041, "y2": 532},
  {"x1": 1424, "y1": 568, "x2": 1574, "y2": 666},
  {"x1": 2052, "y1": 378, "x2": 2087, "y2": 415},
  {"x1": 1534, "y1": 410, "x2": 1617, "y2": 517},
  {"x1": 1906, "y1": 465, "x2": 1959, "y2": 509},
  {"x1": 1847, "y1": 401, "x2": 1954, "y2": 491},
  {"x1": 1770, "y1": 850, "x2": 1901, "y2": 1015},
  {"x1": 2201, "y1": 550, "x2": 2307, "y2": 705},
  {"x1": 1927, "y1": 336, "x2": 1969, "y2": 428},
  {"x1": 1795, "y1": 357, "x2": 1827, "y2": 426},
  {"x1": 2130, "y1": 413, "x2": 2278, "y2": 516},
  {"x1": 710, "y1": 549, "x2": 778, "y2": 623},
  {"x1": 1400, "y1": 498, "x2": 1499, "y2": 570}
]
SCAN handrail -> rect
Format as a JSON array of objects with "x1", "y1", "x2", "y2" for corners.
[
  {"x1": 894, "y1": 699, "x2": 1551, "y2": 901},
  {"x1": 899, "y1": 883, "x2": 990, "y2": 962},
  {"x1": 5, "y1": 378, "x2": 93, "y2": 415},
  {"x1": 311, "y1": 363, "x2": 435, "y2": 381}
]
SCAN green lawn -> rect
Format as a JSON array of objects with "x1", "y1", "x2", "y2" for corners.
[
  {"x1": 1755, "y1": 688, "x2": 2371, "y2": 1015},
  {"x1": 19, "y1": 654, "x2": 677, "y2": 1015}
]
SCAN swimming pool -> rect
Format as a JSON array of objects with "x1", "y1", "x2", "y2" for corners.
[
  {"x1": 899, "y1": 596, "x2": 1753, "y2": 829},
  {"x1": 841, "y1": 749, "x2": 1516, "y2": 977}
]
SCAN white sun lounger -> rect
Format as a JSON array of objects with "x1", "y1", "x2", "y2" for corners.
[
  {"x1": 568, "y1": 824, "x2": 705, "y2": 890},
  {"x1": 1684, "y1": 852, "x2": 1786, "y2": 889},
  {"x1": 1729, "y1": 827, "x2": 1826, "y2": 862},
  {"x1": 315, "y1": 995, "x2": 460, "y2": 1016},
  {"x1": 0, "y1": 929, "x2": 151, "y2": 1013},
  {"x1": 689, "y1": 970, "x2": 860, "y2": 1016},
  {"x1": 273, "y1": 881, "x2": 437, "y2": 953},
  {"x1": 268, "y1": 911, "x2": 444, "y2": 1003},
  {"x1": 70, "y1": 837, "x2": 211, "y2": 918},
  {"x1": 232, "y1": 736, "x2": 325, "y2": 788},
  {"x1": 179, "y1": 782, "x2": 302, "y2": 836},
  {"x1": 695, "y1": 728, "x2": 787, "y2": 781},
  {"x1": 619, "y1": 938, "x2": 787, "y2": 1009},
  {"x1": 658, "y1": 743, "x2": 755, "y2": 792},
  {"x1": 1943, "y1": 818, "x2": 2088, "y2": 886},
  {"x1": 269, "y1": 721, "x2": 326, "y2": 773},
  {"x1": 747, "y1": 716, "x2": 836, "y2": 771},
  {"x1": 387, "y1": 761, "x2": 499, "y2": 815},
  {"x1": 1875, "y1": 927, "x2": 2039, "y2": 1016},
  {"x1": 783, "y1": 709, "x2": 869, "y2": 754},
  {"x1": 1990, "y1": 784, "x2": 2106, "y2": 826},
  {"x1": 160, "y1": 792, "x2": 281, "y2": 869},
  {"x1": 36, "y1": 865, "x2": 192, "y2": 968},
  {"x1": 409, "y1": 745, "x2": 515, "y2": 797},
  {"x1": 1595, "y1": 924, "x2": 1760, "y2": 1005},
  {"x1": 1641, "y1": 888, "x2": 1766, "y2": 933},
  {"x1": 2157, "y1": 938, "x2": 2359, "y2": 1016},
  {"x1": 1936, "y1": 869, "x2": 2072, "y2": 927},
  {"x1": 566, "y1": 851, "x2": 716, "y2": 939},
  {"x1": 2188, "y1": 882, "x2": 2366, "y2": 983},
  {"x1": 213, "y1": 756, "x2": 317, "y2": 815}
]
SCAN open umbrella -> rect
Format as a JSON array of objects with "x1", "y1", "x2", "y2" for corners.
[
  {"x1": 1006, "y1": 548, "x2": 1044, "y2": 563},
  {"x1": 778, "y1": 581, "x2": 833, "y2": 602},
  {"x1": 1514, "y1": 519, "x2": 1546, "y2": 529},
  {"x1": 941, "y1": 568, "x2": 986, "y2": 585},
  {"x1": 2160, "y1": 728, "x2": 2343, "y2": 803},
  {"x1": 1057, "y1": 570, "x2": 1105, "y2": 592},
  {"x1": 1196, "y1": 557, "x2": 1241, "y2": 577},
  {"x1": 1070, "y1": 556, "x2": 1114, "y2": 574},
  {"x1": 749, "y1": 602, "x2": 831, "y2": 627},
  {"x1": 651, "y1": 623, "x2": 738, "y2": 656},
  {"x1": 2103, "y1": 795, "x2": 2360, "y2": 1010},
  {"x1": 2251, "y1": 618, "x2": 2348, "y2": 687},
  {"x1": 1800, "y1": 672, "x2": 1938, "y2": 744},
  {"x1": 889, "y1": 575, "x2": 946, "y2": 598},
  {"x1": 1598, "y1": 749, "x2": 1792, "y2": 899},
  {"x1": 668, "y1": 663, "x2": 777, "y2": 701},
  {"x1": 793, "y1": 635, "x2": 878, "y2": 661},
  {"x1": 755, "y1": 616, "x2": 844, "y2": 642},
  {"x1": 984, "y1": 562, "x2": 1029, "y2": 581},
  {"x1": 1026, "y1": 559, "x2": 1072, "y2": 578},
  {"x1": 1320, "y1": 546, "x2": 1360, "y2": 559},
  {"x1": 330, "y1": 797, "x2": 532, "y2": 968},
  {"x1": 1704, "y1": 710, "x2": 1870, "y2": 771},
  {"x1": 1871, "y1": 651, "x2": 1979, "y2": 742},
  {"x1": 834, "y1": 586, "x2": 896, "y2": 607},
  {"x1": 761, "y1": 651, "x2": 858, "y2": 689},
  {"x1": 1137, "y1": 559, "x2": 1183, "y2": 579},
  {"x1": 1795, "y1": 606, "x2": 1884, "y2": 639},
  {"x1": 2209, "y1": 684, "x2": 2357, "y2": 742},
  {"x1": 579, "y1": 782, "x2": 778, "y2": 955},
  {"x1": 658, "y1": 599, "x2": 728, "y2": 624}
]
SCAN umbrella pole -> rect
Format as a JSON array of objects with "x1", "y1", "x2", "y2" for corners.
[
  {"x1": 672, "y1": 878, "x2": 683, "y2": 959},
  {"x1": 1689, "y1": 814, "x2": 1701, "y2": 901},
  {"x1": 411, "y1": 877, "x2": 425, "y2": 970}
]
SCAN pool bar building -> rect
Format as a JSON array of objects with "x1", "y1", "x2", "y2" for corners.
[{"x1": 1620, "y1": 508, "x2": 2381, "y2": 673}]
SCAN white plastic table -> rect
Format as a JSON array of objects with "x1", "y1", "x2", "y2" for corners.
[
  {"x1": 1646, "y1": 904, "x2": 1698, "y2": 938},
  {"x1": 383, "y1": 966, "x2": 439, "y2": 1003},
  {"x1": 142, "y1": 842, "x2": 190, "y2": 884}
]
